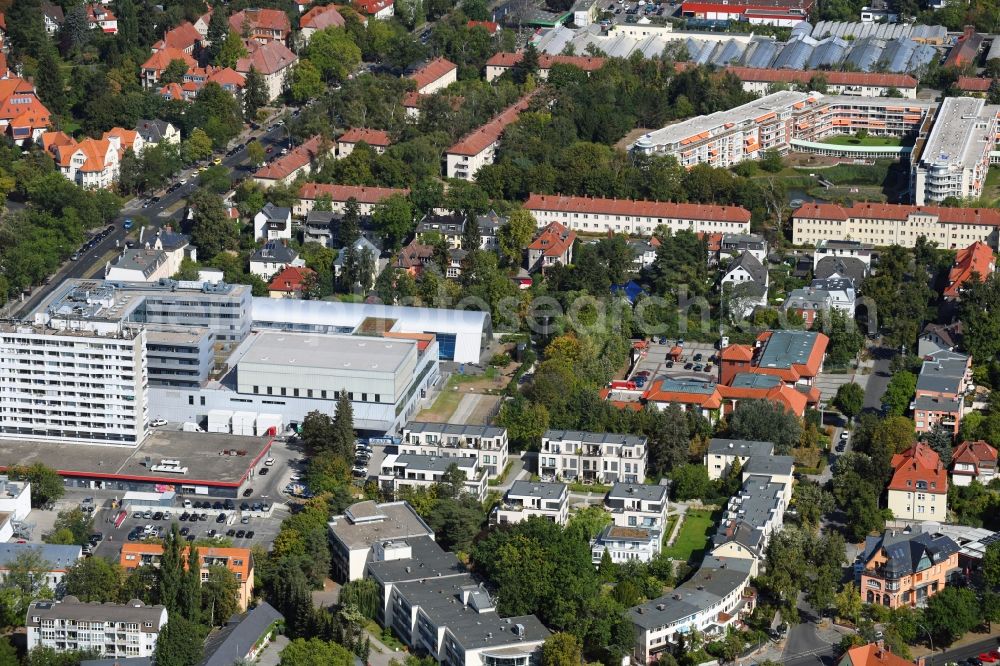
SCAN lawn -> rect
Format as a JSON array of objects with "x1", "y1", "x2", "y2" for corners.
[
  {"x1": 415, "y1": 375, "x2": 465, "y2": 422},
  {"x1": 660, "y1": 509, "x2": 717, "y2": 563},
  {"x1": 983, "y1": 167, "x2": 1000, "y2": 204},
  {"x1": 820, "y1": 134, "x2": 908, "y2": 147}
]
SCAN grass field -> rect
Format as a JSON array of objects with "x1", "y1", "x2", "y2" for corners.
[
  {"x1": 983, "y1": 167, "x2": 1000, "y2": 205},
  {"x1": 660, "y1": 509, "x2": 717, "y2": 563},
  {"x1": 820, "y1": 135, "x2": 907, "y2": 147}
]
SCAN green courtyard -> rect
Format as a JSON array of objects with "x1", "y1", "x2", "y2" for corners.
[
  {"x1": 660, "y1": 509, "x2": 717, "y2": 563},
  {"x1": 820, "y1": 134, "x2": 910, "y2": 147}
]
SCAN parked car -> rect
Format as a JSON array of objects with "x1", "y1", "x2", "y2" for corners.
[
  {"x1": 243, "y1": 488, "x2": 253, "y2": 497},
  {"x1": 241, "y1": 515, "x2": 251, "y2": 524},
  {"x1": 216, "y1": 513, "x2": 227, "y2": 523},
  {"x1": 151, "y1": 419, "x2": 167, "y2": 427},
  {"x1": 259, "y1": 468, "x2": 269, "y2": 476},
  {"x1": 246, "y1": 531, "x2": 255, "y2": 539}
]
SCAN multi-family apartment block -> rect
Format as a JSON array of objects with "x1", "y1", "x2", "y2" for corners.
[
  {"x1": 887, "y1": 442, "x2": 948, "y2": 521},
  {"x1": 726, "y1": 67, "x2": 918, "y2": 98},
  {"x1": 328, "y1": 501, "x2": 434, "y2": 582},
  {"x1": 119, "y1": 543, "x2": 255, "y2": 610},
  {"x1": 913, "y1": 349, "x2": 971, "y2": 435},
  {"x1": 445, "y1": 94, "x2": 534, "y2": 180},
  {"x1": 539, "y1": 430, "x2": 647, "y2": 484},
  {"x1": 592, "y1": 482, "x2": 670, "y2": 564},
  {"x1": 401, "y1": 422, "x2": 509, "y2": 479},
  {"x1": 379, "y1": 453, "x2": 487, "y2": 501},
  {"x1": 26, "y1": 598, "x2": 167, "y2": 658},
  {"x1": 856, "y1": 527, "x2": 959, "y2": 608},
  {"x1": 704, "y1": 438, "x2": 774, "y2": 480},
  {"x1": 493, "y1": 481, "x2": 569, "y2": 525}
]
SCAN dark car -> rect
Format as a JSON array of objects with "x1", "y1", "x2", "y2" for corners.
[
  {"x1": 246, "y1": 531, "x2": 255, "y2": 539},
  {"x1": 236, "y1": 529, "x2": 246, "y2": 538},
  {"x1": 694, "y1": 353, "x2": 703, "y2": 362},
  {"x1": 186, "y1": 534, "x2": 196, "y2": 541},
  {"x1": 259, "y1": 468, "x2": 268, "y2": 475},
  {"x1": 199, "y1": 513, "x2": 208, "y2": 521},
  {"x1": 243, "y1": 488, "x2": 253, "y2": 497},
  {"x1": 666, "y1": 360, "x2": 674, "y2": 368},
  {"x1": 180, "y1": 512, "x2": 190, "y2": 521},
  {"x1": 208, "y1": 529, "x2": 217, "y2": 538},
  {"x1": 227, "y1": 529, "x2": 237, "y2": 537},
  {"x1": 213, "y1": 502, "x2": 224, "y2": 511},
  {"x1": 635, "y1": 370, "x2": 651, "y2": 377},
  {"x1": 152, "y1": 512, "x2": 163, "y2": 521},
  {"x1": 684, "y1": 362, "x2": 693, "y2": 370},
  {"x1": 240, "y1": 502, "x2": 250, "y2": 511},
  {"x1": 224, "y1": 500, "x2": 235, "y2": 510},
  {"x1": 180, "y1": 527, "x2": 190, "y2": 536},
  {"x1": 693, "y1": 365, "x2": 703, "y2": 372},
  {"x1": 216, "y1": 513, "x2": 227, "y2": 523},
  {"x1": 90, "y1": 533, "x2": 103, "y2": 543}
]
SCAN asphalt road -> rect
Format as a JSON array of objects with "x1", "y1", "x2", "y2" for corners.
[
  {"x1": 12, "y1": 121, "x2": 292, "y2": 318},
  {"x1": 863, "y1": 343, "x2": 895, "y2": 412}
]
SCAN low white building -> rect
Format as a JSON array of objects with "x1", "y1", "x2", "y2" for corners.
[
  {"x1": 721, "y1": 251, "x2": 769, "y2": 319},
  {"x1": 379, "y1": 453, "x2": 487, "y2": 501},
  {"x1": 27, "y1": 597, "x2": 167, "y2": 659},
  {"x1": 253, "y1": 203, "x2": 292, "y2": 241},
  {"x1": 493, "y1": 481, "x2": 568, "y2": 525},
  {"x1": 400, "y1": 422, "x2": 509, "y2": 479},
  {"x1": 106, "y1": 248, "x2": 173, "y2": 282},
  {"x1": 0, "y1": 476, "x2": 32, "y2": 521},
  {"x1": 704, "y1": 438, "x2": 774, "y2": 481},
  {"x1": 0, "y1": 544, "x2": 82, "y2": 591},
  {"x1": 539, "y1": 430, "x2": 647, "y2": 484}
]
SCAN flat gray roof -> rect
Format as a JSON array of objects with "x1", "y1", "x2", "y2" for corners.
[
  {"x1": 757, "y1": 330, "x2": 821, "y2": 369},
  {"x1": 707, "y1": 438, "x2": 774, "y2": 457},
  {"x1": 239, "y1": 331, "x2": 416, "y2": 373},
  {"x1": 544, "y1": 430, "x2": 647, "y2": 447},
  {"x1": 507, "y1": 480, "x2": 567, "y2": 501},
  {"x1": 27, "y1": 598, "x2": 165, "y2": 626},
  {"x1": 913, "y1": 395, "x2": 961, "y2": 413},
  {"x1": 366, "y1": 535, "x2": 465, "y2": 583},
  {"x1": 921, "y1": 96, "x2": 999, "y2": 172},
  {"x1": 0, "y1": 544, "x2": 81, "y2": 570},
  {"x1": 743, "y1": 456, "x2": 794, "y2": 477},
  {"x1": 386, "y1": 453, "x2": 479, "y2": 473},
  {"x1": 631, "y1": 556, "x2": 754, "y2": 629},
  {"x1": 917, "y1": 351, "x2": 968, "y2": 395},
  {"x1": 404, "y1": 422, "x2": 506, "y2": 439},
  {"x1": 607, "y1": 482, "x2": 667, "y2": 502},
  {"x1": 111, "y1": 249, "x2": 167, "y2": 277},
  {"x1": 328, "y1": 501, "x2": 432, "y2": 550}
]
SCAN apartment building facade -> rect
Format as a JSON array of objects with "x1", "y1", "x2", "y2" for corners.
[
  {"x1": 539, "y1": 430, "x2": 647, "y2": 484},
  {"x1": 294, "y1": 183, "x2": 409, "y2": 217},
  {"x1": 704, "y1": 438, "x2": 774, "y2": 480},
  {"x1": 0, "y1": 324, "x2": 149, "y2": 445},
  {"x1": 379, "y1": 453, "x2": 487, "y2": 501},
  {"x1": 26, "y1": 598, "x2": 167, "y2": 658},
  {"x1": 728, "y1": 66, "x2": 918, "y2": 98},
  {"x1": 445, "y1": 94, "x2": 533, "y2": 180},
  {"x1": 119, "y1": 543, "x2": 255, "y2": 610},
  {"x1": 887, "y1": 443, "x2": 948, "y2": 522},
  {"x1": 913, "y1": 350, "x2": 971, "y2": 435},
  {"x1": 328, "y1": 501, "x2": 434, "y2": 582},
  {"x1": 857, "y1": 528, "x2": 959, "y2": 608},
  {"x1": 401, "y1": 422, "x2": 509, "y2": 479},
  {"x1": 592, "y1": 482, "x2": 670, "y2": 564},
  {"x1": 0, "y1": 544, "x2": 82, "y2": 591},
  {"x1": 493, "y1": 480, "x2": 569, "y2": 525}
]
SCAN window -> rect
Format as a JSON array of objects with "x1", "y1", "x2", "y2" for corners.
[{"x1": 188, "y1": 395, "x2": 194, "y2": 405}]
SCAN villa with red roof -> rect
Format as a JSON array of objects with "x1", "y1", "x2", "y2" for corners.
[
  {"x1": 527, "y1": 222, "x2": 576, "y2": 271},
  {"x1": 230, "y1": 8, "x2": 291, "y2": 44},
  {"x1": 353, "y1": 0, "x2": 394, "y2": 19},
  {"x1": 887, "y1": 442, "x2": 947, "y2": 521},
  {"x1": 951, "y1": 439, "x2": 998, "y2": 487},
  {"x1": 409, "y1": 58, "x2": 457, "y2": 95},
  {"x1": 485, "y1": 52, "x2": 606, "y2": 82},
  {"x1": 445, "y1": 93, "x2": 534, "y2": 180},
  {"x1": 267, "y1": 265, "x2": 316, "y2": 299},
  {"x1": 525, "y1": 194, "x2": 751, "y2": 239},
  {"x1": 141, "y1": 48, "x2": 197, "y2": 88},
  {"x1": 41, "y1": 130, "x2": 124, "y2": 189},
  {"x1": 235, "y1": 41, "x2": 298, "y2": 101},
  {"x1": 944, "y1": 241, "x2": 994, "y2": 300},
  {"x1": 792, "y1": 201, "x2": 1000, "y2": 249},
  {"x1": 299, "y1": 4, "x2": 345, "y2": 41},
  {"x1": 86, "y1": 3, "x2": 117, "y2": 33},
  {"x1": 0, "y1": 77, "x2": 52, "y2": 144},
  {"x1": 152, "y1": 21, "x2": 202, "y2": 53},
  {"x1": 336, "y1": 128, "x2": 391, "y2": 158},
  {"x1": 294, "y1": 183, "x2": 409, "y2": 217}
]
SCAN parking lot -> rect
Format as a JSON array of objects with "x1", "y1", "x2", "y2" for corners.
[
  {"x1": 627, "y1": 339, "x2": 720, "y2": 386},
  {"x1": 602, "y1": 0, "x2": 677, "y2": 24}
]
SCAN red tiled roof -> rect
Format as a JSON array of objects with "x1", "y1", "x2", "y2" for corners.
[
  {"x1": 0, "y1": 78, "x2": 51, "y2": 132},
  {"x1": 230, "y1": 8, "x2": 291, "y2": 34},
  {"x1": 720, "y1": 344, "x2": 753, "y2": 362},
  {"x1": 153, "y1": 21, "x2": 201, "y2": 52},
  {"x1": 944, "y1": 26, "x2": 981, "y2": 69},
  {"x1": 447, "y1": 93, "x2": 535, "y2": 156},
  {"x1": 680, "y1": 0, "x2": 813, "y2": 14},
  {"x1": 142, "y1": 48, "x2": 197, "y2": 73},
  {"x1": 409, "y1": 57, "x2": 457, "y2": 92},
  {"x1": 793, "y1": 201, "x2": 1000, "y2": 227},
  {"x1": 298, "y1": 182, "x2": 409, "y2": 203},
  {"x1": 159, "y1": 82, "x2": 184, "y2": 100},
  {"x1": 889, "y1": 442, "x2": 947, "y2": 494},
  {"x1": 236, "y1": 40, "x2": 297, "y2": 75},
  {"x1": 467, "y1": 20, "x2": 499, "y2": 33},
  {"x1": 525, "y1": 193, "x2": 752, "y2": 224},
  {"x1": 957, "y1": 76, "x2": 992, "y2": 92},
  {"x1": 952, "y1": 439, "x2": 998, "y2": 467},
  {"x1": 725, "y1": 66, "x2": 916, "y2": 89},
  {"x1": 300, "y1": 4, "x2": 345, "y2": 30},
  {"x1": 339, "y1": 127, "x2": 391, "y2": 147},
  {"x1": 842, "y1": 644, "x2": 914, "y2": 666},
  {"x1": 750, "y1": 329, "x2": 828, "y2": 382},
  {"x1": 268, "y1": 265, "x2": 316, "y2": 292},
  {"x1": 717, "y1": 382, "x2": 809, "y2": 416},
  {"x1": 207, "y1": 67, "x2": 246, "y2": 87},
  {"x1": 255, "y1": 135, "x2": 329, "y2": 181},
  {"x1": 353, "y1": 0, "x2": 393, "y2": 14},
  {"x1": 485, "y1": 51, "x2": 607, "y2": 72},
  {"x1": 396, "y1": 240, "x2": 434, "y2": 268},
  {"x1": 528, "y1": 221, "x2": 576, "y2": 257},
  {"x1": 945, "y1": 240, "x2": 994, "y2": 299}
]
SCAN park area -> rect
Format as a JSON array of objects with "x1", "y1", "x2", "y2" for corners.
[
  {"x1": 660, "y1": 509, "x2": 717, "y2": 563},
  {"x1": 820, "y1": 134, "x2": 910, "y2": 147}
]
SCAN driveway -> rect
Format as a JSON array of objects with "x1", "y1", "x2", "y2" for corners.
[{"x1": 863, "y1": 344, "x2": 895, "y2": 412}]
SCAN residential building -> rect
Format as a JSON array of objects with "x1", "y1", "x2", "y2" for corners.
[
  {"x1": 467, "y1": 20, "x2": 500, "y2": 35},
  {"x1": 200, "y1": 602, "x2": 283, "y2": 666},
  {"x1": 721, "y1": 252, "x2": 768, "y2": 320},
  {"x1": 0, "y1": 544, "x2": 81, "y2": 591},
  {"x1": 679, "y1": 0, "x2": 812, "y2": 26},
  {"x1": 704, "y1": 438, "x2": 774, "y2": 480},
  {"x1": 416, "y1": 213, "x2": 466, "y2": 249},
  {"x1": 493, "y1": 481, "x2": 569, "y2": 525},
  {"x1": 327, "y1": 500, "x2": 434, "y2": 581},
  {"x1": 409, "y1": 57, "x2": 457, "y2": 94},
  {"x1": 918, "y1": 321, "x2": 963, "y2": 357},
  {"x1": 41, "y1": 131, "x2": 121, "y2": 189},
  {"x1": 913, "y1": 350, "x2": 971, "y2": 435},
  {"x1": 267, "y1": 266, "x2": 316, "y2": 299},
  {"x1": 944, "y1": 240, "x2": 994, "y2": 300},
  {"x1": 445, "y1": 94, "x2": 534, "y2": 180},
  {"x1": 0, "y1": 323, "x2": 148, "y2": 445},
  {"x1": 254, "y1": 135, "x2": 333, "y2": 188},
  {"x1": 396, "y1": 240, "x2": 435, "y2": 277},
  {"x1": 229, "y1": 8, "x2": 291, "y2": 44},
  {"x1": 718, "y1": 329, "x2": 828, "y2": 390},
  {"x1": 887, "y1": 443, "x2": 948, "y2": 521},
  {"x1": 539, "y1": 430, "x2": 647, "y2": 484},
  {"x1": 106, "y1": 248, "x2": 173, "y2": 283},
  {"x1": 957, "y1": 76, "x2": 991, "y2": 96},
  {"x1": 235, "y1": 41, "x2": 297, "y2": 101},
  {"x1": 476, "y1": 210, "x2": 507, "y2": 251},
  {"x1": 719, "y1": 233, "x2": 767, "y2": 263},
  {"x1": 710, "y1": 472, "x2": 790, "y2": 568},
  {"x1": 152, "y1": 226, "x2": 196, "y2": 275},
  {"x1": 337, "y1": 128, "x2": 391, "y2": 158},
  {"x1": 401, "y1": 422, "x2": 509, "y2": 478},
  {"x1": 294, "y1": 182, "x2": 408, "y2": 217},
  {"x1": 86, "y1": 4, "x2": 117, "y2": 33},
  {"x1": 813, "y1": 239, "x2": 874, "y2": 269},
  {"x1": 119, "y1": 543, "x2": 255, "y2": 610},
  {"x1": 783, "y1": 278, "x2": 857, "y2": 325},
  {"x1": 857, "y1": 527, "x2": 959, "y2": 607},
  {"x1": 629, "y1": 237, "x2": 661, "y2": 270},
  {"x1": 792, "y1": 201, "x2": 1000, "y2": 249},
  {"x1": 249, "y1": 241, "x2": 303, "y2": 280},
  {"x1": 484, "y1": 52, "x2": 606, "y2": 82},
  {"x1": 950, "y1": 439, "x2": 998, "y2": 487},
  {"x1": 591, "y1": 525, "x2": 661, "y2": 564},
  {"x1": 814, "y1": 257, "x2": 867, "y2": 285},
  {"x1": 603, "y1": 482, "x2": 669, "y2": 552},
  {"x1": 379, "y1": 453, "x2": 487, "y2": 501},
  {"x1": 135, "y1": 119, "x2": 180, "y2": 147},
  {"x1": 527, "y1": 221, "x2": 576, "y2": 271},
  {"x1": 140, "y1": 48, "x2": 197, "y2": 88},
  {"x1": 152, "y1": 21, "x2": 201, "y2": 53},
  {"x1": 333, "y1": 236, "x2": 380, "y2": 284},
  {"x1": 354, "y1": 0, "x2": 395, "y2": 19},
  {"x1": 838, "y1": 644, "x2": 917, "y2": 666},
  {"x1": 26, "y1": 598, "x2": 167, "y2": 658},
  {"x1": 911, "y1": 96, "x2": 998, "y2": 205},
  {"x1": 0, "y1": 77, "x2": 52, "y2": 144},
  {"x1": 302, "y1": 211, "x2": 337, "y2": 246},
  {"x1": 727, "y1": 66, "x2": 918, "y2": 98},
  {"x1": 41, "y1": 1, "x2": 64, "y2": 35},
  {"x1": 253, "y1": 202, "x2": 292, "y2": 241},
  {"x1": 299, "y1": 4, "x2": 345, "y2": 42},
  {"x1": 524, "y1": 194, "x2": 752, "y2": 237}
]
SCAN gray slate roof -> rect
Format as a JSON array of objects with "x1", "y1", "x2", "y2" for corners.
[
  {"x1": 707, "y1": 438, "x2": 774, "y2": 457},
  {"x1": 606, "y1": 482, "x2": 667, "y2": 502},
  {"x1": 544, "y1": 430, "x2": 647, "y2": 447},
  {"x1": 258, "y1": 202, "x2": 290, "y2": 222},
  {"x1": 0, "y1": 543, "x2": 81, "y2": 570},
  {"x1": 250, "y1": 240, "x2": 299, "y2": 264},
  {"x1": 135, "y1": 118, "x2": 171, "y2": 143},
  {"x1": 860, "y1": 529, "x2": 959, "y2": 579},
  {"x1": 814, "y1": 256, "x2": 867, "y2": 284},
  {"x1": 507, "y1": 480, "x2": 567, "y2": 501},
  {"x1": 743, "y1": 455, "x2": 794, "y2": 477},
  {"x1": 916, "y1": 350, "x2": 968, "y2": 395},
  {"x1": 366, "y1": 535, "x2": 465, "y2": 584},
  {"x1": 201, "y1": 602, "x2": 283, "y2": 666},
  {"x1": 630, "y1": 556, "x2": 754, "y2": 629},
  {"x1": 111, "y1": 249, "x2": 167, "y2": 279},
  {"x1": 726, "y1": 251, "x2": 767, "y2": 284},
  {"x1": 405, "y1": 422, "x2": 506, "y2": 438}
]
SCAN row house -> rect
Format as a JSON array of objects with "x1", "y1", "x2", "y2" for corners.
[
  {"x1": 445, "y1": 93, "x2": 534, "y2": 180},
  {"x1": 229, "y1": 8, "x2": 291, "y2": 45},
  {"x1": 539, "y1": 430, "x2": 647, "y2": 484},
  {"x1": 378, "y1": 453, "x2": 487, "y2": 501},
  {"x1": 400, "y1": 422, "x2": 509, "y2": 478},
  {"x1": 950, "y1": 439, "x2": 998, "y2": 487},
  {"x1": 27, "y1": 598, "x2": 167, "y2": 659},
  {"x1": 524, "y1": 194, "x2": 752, "y2": 238},
  {"x1": 857, "y1": 527, "x2": 959, "y2": 608},
  {"x1": 912, "y1": 349, "x2": 971, "y2": 435},
  {"x1": 887, "y1": 443, "x2": 948, "y2": 521},
  {"x1": 493, "y1": 480, "x2": 569, "y2": 525},
  {"x1": 235, "y1": 41, "x2": 297, "y2": 101},
  {"x1": 726, "y1": 66, "x2": 918, "y2": 99},
  {"x1": 484, "y1": 52, "x2": 606, "y2": 82},
  {"x1": 0, "y1": 77, "x2": 52, "y2": 145},
  {"x1": 294, "y1": 182, "x2": 408, "y2": 217},
  {"x1": 409, "y1": 57, "x2": 457, "y2": 95},
  {"x1": 253, "y1": 135, "x2": 333, "y2": 188},
  {"x1": 119, "y1": 543, "x2": 255, "y2": 611},
  {"x1": 710, "y1": 470, "x2": 791, "y2": 569}
]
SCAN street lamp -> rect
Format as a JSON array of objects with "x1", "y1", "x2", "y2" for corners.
[{"x1": 916, "y1": 622, "x2": 934, "y2": 653}]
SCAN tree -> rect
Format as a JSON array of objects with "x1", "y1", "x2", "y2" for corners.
[
  {"x1": 513, "y1": 43, "x2": 540, "y2": 84},
  {"x1": 760, "y1": 149, "x2": 783, "y2": 173},
  {"x1": 301, "y1": 411, "x2": 336, "y2": 456},
  {"x1": 792, "y1": 479, "x2": 834, "y2": 529},
  {"x1": 246, "y1": 140, "x2": 266, "y2": 168},
  {"x1": 831, "y1": 452, "x2": 886, "y2": 540},
  {"x1": 206, "y1": 6, "x2": 230, "y2": 62},
  {"x1": 670, "y1": 464, "x2": 713, "y2": 501},
  {"x1": 332, "y1": 390, "x2": 355, "y2": 460},
  {"x1": 923, "y1": 586, "x2": 980, "y2": 647},
  {"x1": 340, "y1": 198, "x2": 361, "y2": 246},
  {"x1": 8, "y1": 463, "x2": 64, "y2": 507},
  {"x1": 983, "y1": 541, "x2": 1000, "y2": 590},
  {"x1": 159, "y1": 524, "x2": 184, "y2": 615},
  {"x1": 153, "y1": 616, "x2": 207, "y2": 666},
  {"x1": 340, "y1": 578, "x2": 380, "y2": 620},
  {"x1": 834, "y1": 383, "x2": 864, "y2": 420},
  {"x1": 183, "y1": 128, "x2": 213, "y2": 164},
  {"x1": 439, "y1": 463, "x2": 467, "y2": 499},
  {"x1": 727, "y1": 400, "x2": 802, "y2": 455},
  {"x1": 243, "y1": 67, "x2": 269, "y2": 121},
  {"x1": 567, "y1": 505, "x2": 612, "y2": 541},
  {"x1": 373, "y1": 194, "x2": 414, "y2": 249},
  {"x1": 498, "y1": 209, "x2": 536, "y2": 266},
  {"x1": 0, "y1": 638, "x2": 16, "y2": 666},
  {"x1": 305, "y1": 28, "x2": 361, "y2": 83},
  {"x1": 496, "y1": 397, "x2": 549, "y2": 450},
  {"x1": 45, "y1": 508, "x2": 93, "y2": 546},
  {"x1": 189, "y1": 189, "x2": 236, "y2": 260},
  {"x1": 423, "y1": 496, "x2": 483, "y2": 552},
  {"x1": 216, "y1": 30, "x2": 248, "y2": 69},
  {"x1": 290, "y1": 59, "x2": 324, "y2": 103},
  {"x1": 178, "y1": 544, "x2": 201, "y2": 623},
  {"x1": 808, "y1": 73, "x2": 828, "y2": 93},
  {"x1": 190, "y1": 83, "x2": 244, "y2": 148},
  {"x1": 542, "y1": 632, "x2": 582, "y2": 666},
  {"x1": 882, "y1": 371, "x2": 916, "y2": 416},
  {"x1": 833, "y1": 583, "x2": 862, "y2": 625},
  {"x1": 35, "y1": 50, "x2": 67, "y2": 116},
  {"x1": 279, "y1": 638, "x2": 355, "y2": 666},
  {"x1": 115, "y1": 0, "x2": 138, "y2": 51},
  {"x1": 202, "y1": 564, "x2": 240, "y2": 626},
  {"x1": 63, "y1": 557, "x2": 124, "y2": 602},
  {"x1": 1, "y1": 549, "x2": 53, "y2": 621},
  {"x1": 161, "y1": 59, "x2": 190, "y2": 85}
]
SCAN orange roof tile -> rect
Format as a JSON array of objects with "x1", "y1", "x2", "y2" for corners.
[
  {"x1": 793, "y1": 201, "x2": 1000, "y2": 227},
  {"x1": 298, "y1": 182, "x2": 409, "y2": 203},
  {"x1": 889, "y1": 442, "x2": 947, "y2": 494},
  {"x1": 255, "y1": 134, "x2": 329, "y2": 181},
  {"x1": 447, "y1": 93, "x2": 535, "y2": 157},
  {"x1": 485, "y1": 51, "x2": 606, "y2": 72},
  {"x1": 230, "y1": 8, "x2": 291, "y2": 34},
  {"x1": 353, "y1": 0, "x2": 393, "y2": 15},
  {"x1": 236, "y1": 40, "x2": 297, "y2": 75},
  {"x1": 268, "y1": 265, "x2": 316, "y2": 292},
  {"x1": 159, "y1": 82, "x2": 184, "y2": 100},
  {"x1": 944, "y1": 240, "x2": 994, "y2": 299},
  {"x1": 528, "y1": 221, "x2": 576, "y2": 257},
  {"x1": 142, "y1": 48, "x2": 197, "y2": 73},
  {"x1": 207, "y1": 67, "x2": 246, "y2": 87},
  {"x1": 957, "y1": 76, "x2": 992, "y2": 92},
  {"x1": 467, "y1": 20, "x2": 499, "y2": 33},
  {"x1": 720, "y1": 344, "x2": 753, "y2": 362},
  {"x1": 842, "y1": 643, "x2": 914, "y2": 666},
  {"x1": 409, "y1": 57, "x2": 457, "y2": 92},
  {"x1": 153, "y1": 21, "x2": 201, "y2": 52},
  {"x1": 716, "y1": 382, "x2": 808, "y2": 416},
  {"x1": 952, "y1": 439, "x2": 997, "y2": 466},
  {"x1": 300, "y1": 4, "x2": 346, "y2": 29},
  {"x1": 102, "y1": 127, "x2": 140, "y2": 152},
  {"x1": 339, "y1": 127, "x2": 391, "y2": 146},
  {"x1": 526, "y1": 193, "x2": 752, "y2": 224}
]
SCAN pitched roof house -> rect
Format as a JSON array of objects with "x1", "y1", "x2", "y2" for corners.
[
  {"x1": 396, "y1": 240, "x2": 435, "y2": 276},
  {"x1": 41, "y1": 130, "x2": 124, "y2": 190},
  {"x1": 721, "y1": 251, "x2": 768, "y2": 320},
  {"x1": 887, "y1": 443, "x2": 948, "y2": 522},
  {"x1": 253, "y1": 135, "x2": 333, "y2": 188},
  {"x1": 409, "y1": 57, "x2": 457, "y2": 94},
  {"x1": 235, "y1": 41, "x2": 298, "y2": 101},
  {"x1": 950, "y1": 439, "x2": 997, "y2": 487},
  {"x1": 527, "y1": 221, "x2": 576, "y2": 271},
  {"x1": 838, "y1": 644, "x2": 915, "y2": 666},
  {"x1": 856, "y1": 527, "x2": 959, "y2": 609},
  {"x1": 944, "y1": 240, "x2": 994, "y2": 300},
  {"x1": 267, "y1": 265, "x2": 316, "y2": 299},
  {"x1": 230, "y1": 8, "x2": 291, "y2": 44},
  {"x1": 141, "y1": 48, "x2": 197, "y2": 88},
  {"x1": 299, "y1": 5, "x2": 346, "y2": 41},
  {"x1": 249, "y1": 239, "x2": 305, "y2": 279},
  {"x1": 0, "y1": 77, "x2": 52, "y2": 144},
  {"x1": 337, "y1": 127, "x2": 391, "y2": 158},
  {"x1": 152, "y1": 21, "x2": 202, "y2": 53},
  {"x1": 253, "y1": 202, "x2": 293, "y2": 241}
]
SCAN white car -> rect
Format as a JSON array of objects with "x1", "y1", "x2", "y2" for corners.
[
  {"x1": 151, "y1": 419, "x2": 167, "y2": 427},
  {"x1": 264, "y1": 458, "x2": 275, "y2": 466}
]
